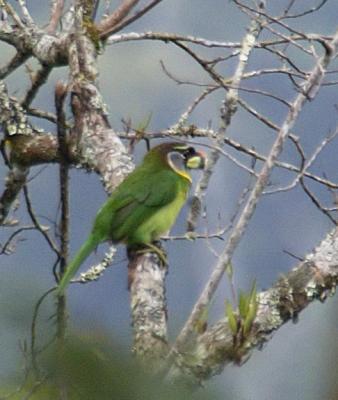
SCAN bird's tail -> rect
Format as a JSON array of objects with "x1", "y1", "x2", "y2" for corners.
[{"x1": 57, "y1": 233, "x2": 99, "y2": 296}]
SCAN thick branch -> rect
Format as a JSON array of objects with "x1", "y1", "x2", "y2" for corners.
[
  {"x1": 169, "y1": 227, "x2": 338, "y2": 383},
  {"x1": 67, "y1": 6, "x2": 168, "y2": 361},
  {"x1": 0, "y1": 166, "x2": 28, "y2": 225},
  {"x1": 128, "y1": 251, "x2": 169, "y2": 370},
  {"x1": 0, "y1": 16, "x2": 68, "y2": 66},
  {"x1": 0, "y1": 80, "x2": 29, "y2": 223},
  {"x1": 22, "y1": 64, "x2": 52, "y2": 108},
  {"x1": 68, "y1": 5, "x2": 133, "y2": 192}
]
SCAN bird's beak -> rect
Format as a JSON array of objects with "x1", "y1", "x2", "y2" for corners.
[{"x1": 186, "y1": 151, "x2": 206, "y2": 169}]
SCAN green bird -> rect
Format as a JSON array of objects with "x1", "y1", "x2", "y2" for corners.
[{"x1": 57, "y1": 142, "x2": 206, "y2": 295}]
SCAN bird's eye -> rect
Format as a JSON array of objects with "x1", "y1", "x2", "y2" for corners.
[{"x1": 183, "y1": 147, "x2": 195, "y2": 158}]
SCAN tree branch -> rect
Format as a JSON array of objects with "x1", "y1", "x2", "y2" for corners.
[
  {"x1": 96, "y1": 0, "x2": 140, "y2": 37},
  {"x1": 128, "y1": 251, "x2": 169, "y2": 370},
  {"x1": 68, "y1": 2, "x2": 133, "y2": 193},
  {"x1": 169, "y1": 227, "x2": 338, "y2": 383},
  {"x1": 187, "y1": 9, "x2": 263, "y2": 231},
  {"x1": 100, "y1": 0, "x2": 164, "y2": 38},
  {"x1": 47, "y1": 0, "x2": 65, "y2": 33},
  {"x1": 170, "y1": 27, "x2": 338, "y2": 362},
  {"x1": 21, "y1": 64, "x2": 52, "y2": 108}
]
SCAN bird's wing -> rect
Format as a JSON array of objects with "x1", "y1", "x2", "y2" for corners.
[
  {"x1": 92, "y1": 169, "x2": 185, "y2": 242},
  {"x1": 131, "y1": 169, "x2": 180, "y2": 206}
]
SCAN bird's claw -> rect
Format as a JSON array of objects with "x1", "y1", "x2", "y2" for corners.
[{"x1": 136, "y1": 243, "x2": 168, "y2": 266}]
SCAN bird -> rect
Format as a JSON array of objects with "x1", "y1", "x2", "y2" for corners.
[{"x1": 57, "y1": 142, "x2": 206, "y2": 295}]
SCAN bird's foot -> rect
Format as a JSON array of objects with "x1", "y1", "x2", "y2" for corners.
[{"x1": 134, "y1": 243, "x2": 168, "y2": 265}]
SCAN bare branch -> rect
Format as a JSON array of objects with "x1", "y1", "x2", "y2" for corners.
[
  {"x1": 170, "y1": 227, "x2": 338, "y2": 382},
  {"x1": 283, "y1": 0, "x2": 329, "y2": 19},
  {"x1": 0, "y1": 51, "x2": 30, "y2": 79},
  {"x1": 264, "y1": 127, "x2": 338, "y2": 195},
  {"x1": 222, "y1": 134, "x2": 338, "y2": 190},
  {"x1": 67, "y1": 2, "x2": 133, "y2": 192},
  {"x1": 107, "y1": 31, "x2": 330, "y2": 51},
  {"x1": 0, "y1": 80, "x2": 30, "y2": 224},
  {"x1": 54, "y1": 83, "x2": 72, "y2": 376},
  {"x1": 96, "y1": 0, "x2": 140, "y2": 36},
  {"x1": 27, "y1": 107, "x2": 57, "y2": 124},
  {"x1": 55, "y1": 81, "x2": 69, "y2": 278},
  {"x1": 23, "y1": 184, "x2": 60, "y2": 255},
  {"x1": 0, "y1": 225, "x2": 37, "y2": 255},
  {"x1": 119, "y1": 125, "x2": 338, "y2": 190},
  {"x1": 0, "y1": 166, "x2": 28, "y2": 225},
  {"x1": 78, "y1": 246, "x2": 117, "y2": 284},
  {"x1": 17, "y1": 0, "x2": 35, "y2": 26},
  {"x1": 300, "y1": 179, "x2": 337, "y2": 225},
  {"x1": 187, "y1": 12, "x2": 263, "y2": 231},
  {"x1": 21, "y1": 64, "x2": 52, "y2": 108},
  {"x1": 30, "y1": 287, "x2": 56, "y2": 376},
  {"x1": 100, "y1": 0, "x2": 164, "y2": 39},
  {"x1": 47, "y1": 0, "x2": 65, "y2": 33},
  {"x1": 170, "y1": 28, "x2": 338, "y2": 362},
  {"x1": 128, "y1": 250, "x2": 169, "y2": 369},
  {"x1": 1, "y1": 0, "x2": 25, "y2": 28},
  {"x1": 174, "y1": 86, "x2": 220, "y2": 127},
  {"x1": 107, "y1": 31, "x2": 243, "y2": 48}
]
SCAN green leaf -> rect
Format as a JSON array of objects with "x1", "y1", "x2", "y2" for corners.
[
  {"x1": 225, "y1": 301, "x2": 238, "y2": 335},
  {"x1": 243, "y1": 302, "x2": 257, "y2": 337},
  {"x1": 238, "y1": 290, "x2": 249, "y2": 319},
  {"x1": 242, "y1": 280, "x2": 258, "y2": 336},
  {"x1": 249, "y1": 279, "x2": 257, "y2": 303}
]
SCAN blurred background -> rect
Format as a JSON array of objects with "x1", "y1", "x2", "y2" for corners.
[{"x1": 0, "y1": 1, "x2": 338, "y2": 399}]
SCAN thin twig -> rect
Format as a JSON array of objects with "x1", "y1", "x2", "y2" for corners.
[
  {"x1": 168, "y1": 28, "x2": 338, "y2": 365},
  {"x1": 0, "y1": 52, "x2": 30, "y2": 79},
  {"x1": 264, "y1": 127, "x2": 338, "y2": 195},
  {"x1": 21, "y1": 65, "x2": 52, "y2": 108},
  {"x1": 222, "y1": 134, "x2": 338, "y2": 190},
  {"x1": 26, "y1": 107, "x2": 58, "y2": 123},
  {"x1": 300, "y1": 178, "x2": 337, "y2": 225},
  {"x1": 1, "y1": 1, "x2": 25, "y2": 28},
  {"x1": 47, "y1": 0, "x2": 65, "y2": 33},
  {"x1": 23, "y1": 185, "x2": 60, "y2": 255},
  {"x1": 0, "y1": 225, "x2": 40, "y2": 255},
  {"x1": 30, "y1": 287, "x2": 56, "y2": 376},
  {"x1": 283, "y1": 0, "x2": 328, "y2": 19},
  {"x1": 186, "y1": 13, "x2": 263, "y2": 231},
  {"x1": 107, "y1": 31, "x2": 243, "y2": 48},
  {"x1": 97, "y1": 0, "x2": 140, "y2": 36},
  {"x1": 115, "y1": 128, "x2": 338, "y2": 190},
  {"x1": 100, "y1": 0, "x2": 164, "y2": 39},
  {"x1": 17, "y1": 0, "x2": 35, "y2": 26}
]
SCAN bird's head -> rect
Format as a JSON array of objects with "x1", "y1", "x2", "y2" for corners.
[
  {"x1": 145, "y1": 142, "x2": 206, "y2": 181},
  {"x1": 144, "y1": 142, "x2": 206, "y2": 181}
]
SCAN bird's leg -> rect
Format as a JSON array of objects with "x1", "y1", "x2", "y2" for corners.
[
  {"x1": 129, "y1": 242, "x2": 168, "y2": 265},
  {"x1": 143, "y1": 242, "x2": 168, "y2": 265}
]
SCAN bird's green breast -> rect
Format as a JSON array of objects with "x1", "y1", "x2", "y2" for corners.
[{"x1": 127, "y1": 177, "x2": 190, "y2": 245}]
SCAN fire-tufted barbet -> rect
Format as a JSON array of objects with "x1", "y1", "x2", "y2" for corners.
[{"x1": 57, "y1": 142, "x2": 206, "y2": 294}]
